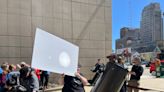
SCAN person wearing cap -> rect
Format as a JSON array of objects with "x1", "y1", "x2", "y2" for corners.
[
  {"x1": 61, "y1": 64, "x2": 88, "y2": 92},
  {"x1": 128, "y1": 57, "x2": 144, "y2": 92},
  {"x1": 106, "y1": 54, "x2": 117, "y2": 63}
]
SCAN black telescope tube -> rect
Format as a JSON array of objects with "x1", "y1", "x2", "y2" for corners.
[{"x1": 91, "y1": 62, "x2": 128, "y2": 92}]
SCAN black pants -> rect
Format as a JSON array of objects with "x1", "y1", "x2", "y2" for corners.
[
  {"x1": 40, "y1": 74, "x2": 49, "y2": 87},
  {"x1": 120, "y1": 81, "x2": 127, "y2": 92},
  {"x1": 90, "y1": 73, "x2": 100, "y2": 85}
]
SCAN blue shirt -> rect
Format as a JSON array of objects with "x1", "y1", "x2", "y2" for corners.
[{"x1": 0, "y1": 68, "x2": 3, "y2": 74}]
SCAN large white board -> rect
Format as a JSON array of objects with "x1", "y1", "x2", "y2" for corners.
[{"x1": 31, "y1": 28, "x2": 79, "y2": 76}]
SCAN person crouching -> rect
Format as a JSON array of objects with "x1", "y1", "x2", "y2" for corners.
[{"x1": 19, "y1": 67, "x2": 39, "y2": 92}]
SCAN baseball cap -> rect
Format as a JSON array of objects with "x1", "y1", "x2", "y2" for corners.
[{"x1": 106, "y1": 54, "x2": 117, "y2": 59}]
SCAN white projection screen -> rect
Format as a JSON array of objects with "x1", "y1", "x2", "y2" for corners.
[{"x1": 31, "y1": 28, "x2": 79, "y2": 76}]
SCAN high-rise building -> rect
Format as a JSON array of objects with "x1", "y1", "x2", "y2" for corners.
[
  {"x1": 0, "y1": 0, "x2": 112, "y2": 80},
  {"x1": 162, "y1": 12, "x2": 164, "y2": 40},
  {"x1": 140, "y1": 3, "x2": 163, "y2": 45},
  {"x1": 116, "y1": 27, "x2": 140, "y2": 49},
  {"x1": 120, "y1": 27, "x2": 129, "y2": 38}
]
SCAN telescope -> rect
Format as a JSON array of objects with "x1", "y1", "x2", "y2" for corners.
[{"x1": 91, "y1": 62, "x2": 128, "y2": 92}]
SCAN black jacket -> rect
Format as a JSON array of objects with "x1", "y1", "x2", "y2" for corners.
[
  {"x1": 130, "y1": 65, "x2": 144, "y2": 81},
  {"x1": 62, "y1": 75, "x2": 85, "y2": 92}
]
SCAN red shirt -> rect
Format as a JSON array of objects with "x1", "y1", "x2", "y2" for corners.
[{"x1": 35, "y1": 69, "x2": 41, "y2": 80}]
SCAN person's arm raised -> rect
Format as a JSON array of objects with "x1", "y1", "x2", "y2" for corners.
[{"x1": 75, "y1": 72, "x2": 88, "y2": 86}]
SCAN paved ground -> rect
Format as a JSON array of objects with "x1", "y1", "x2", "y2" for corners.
[
  {"x1": 139, "y1": 66, "x2": 164, "y2": 92},
  {"x1": 46, "y1": 66, "x2": 164, "y2": 92}
]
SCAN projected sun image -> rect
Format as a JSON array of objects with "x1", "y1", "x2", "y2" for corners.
[{"x1": 59, "y1": 52, "x2": 71, "y2": 67}]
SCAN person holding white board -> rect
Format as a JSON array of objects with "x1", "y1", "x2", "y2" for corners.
[{"x1": 61, "y1": 64, "x2": 88, "y2": 92}]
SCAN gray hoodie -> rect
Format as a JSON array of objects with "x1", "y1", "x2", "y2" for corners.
[{"x1": 20, "y1": 72, "x2": 39, "y2": 92}]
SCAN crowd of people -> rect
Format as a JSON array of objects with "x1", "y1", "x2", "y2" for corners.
[
  {"x1": 0, "y1": 62, "x2": 50, "y2": 92},
  {"x1": 58, "y1": 54, "x2": 144, "y2": 92},
  {"x1": 0, "y1": 61, "x2": 89, "y2": 92},
  {"x1": 88, "y1": 55, "x2": 144, "y2": 92},
  {"x1": 0, "y1": 54, "x2": 144, "y2": 92}
]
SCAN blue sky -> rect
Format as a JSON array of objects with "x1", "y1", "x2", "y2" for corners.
[{"x1": 112, "y1": 0, "x2": 164, "y2": 50}]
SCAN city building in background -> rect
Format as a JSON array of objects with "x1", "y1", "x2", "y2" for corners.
[
  {"x1": 140, "y1": 3, "x2": 163, "y2": 46},
  {"x1": 163, "y1": 12, "x2": 164, "y2": 40},
  {"x1": 116, "y1": 2, "x2": 164, "y2": 54},
  {"x1": 0, "y1": 0, "x2": 112, "y2": 80},
  {"x1": 116, "y1": 27, "x2": 140, "y2": 49},
  {"x1": 158, "y1": 12, "x2": 164, "y2": 50}
]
